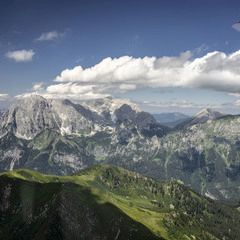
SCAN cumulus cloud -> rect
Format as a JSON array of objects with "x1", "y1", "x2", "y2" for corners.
[
  {"x1": 0, "y1": 94, "x2": 9, "y2": 101},
  {"x1": 18, "y1": 83, "x2": 108, "y2": 101},
  {"x1": 36, "y1": 31, "x2": 62, "y2": 41},
  {"x1": 6, "y1": 49, "x2": 35, "y2": 62},
  {"x1": 141, "y1": 100, "x2": 225, "y2": 109},
  {"x1": 232, "y1": 22, "x2": 240, "y2": 32},
  {"x1": 45, "y1": 83, "x2": 108, "y2": 100},
  {"x1": 17, "y1": 49, "x2": 240, "y2": 100},
  {"x1": 32, "y1": 82, "x2": 45, "y2": 91},
  {"x1": 138, "y1": 100, "x2": 240, "y2": 114},
  {"x1": 119, "y1": 84, "x2": 136, "y2": 92},
  {"x1": 142, "y1": 100, "x2": 199, "y2": 109},
  {"x1": 51, "y1": 50, "x2": 240, "y2": 98}
]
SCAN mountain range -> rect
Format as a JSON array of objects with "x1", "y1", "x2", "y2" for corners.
[
  {"x1": 0, "y1": 95, "x2": 239, "y2": 204},
  {"x1": 1, "y1": 164, "x2": 239, "y2": 240}
]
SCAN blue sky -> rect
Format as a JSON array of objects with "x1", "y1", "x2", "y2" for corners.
[{"x1": 1, "y1": 0, "x2": 240, "y2": 114}]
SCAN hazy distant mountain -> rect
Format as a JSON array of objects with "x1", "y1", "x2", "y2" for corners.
[
  {"x1": 0, "y1": 95, "x2": 240, "y2": 203},
  {"x1": 194, "y1": 108, "x2": 225, "y2": 121},
  {"x1": 176, "y1": 108, "x2": 227, "y2": 129},
  {"x1": 153, "y1": 112, "x2": 191, "y2": 127},
  {"x1": 1, "y1": 165, "x2": 239, "y2": 240}
]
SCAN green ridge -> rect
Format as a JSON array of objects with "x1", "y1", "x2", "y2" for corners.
[{"x1": 0, "y1": 165, "x2": 240, "y2": 240}]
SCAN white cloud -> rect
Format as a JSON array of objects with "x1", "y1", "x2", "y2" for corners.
[
  {"x1": 119, "y1": 84, "x2": 136, "y2": 92},
  {"x1": 141, "y1": 100, "x2": 221, "y2": 109},
  {"x1": 139, "y1": 100, "x2": 239, "y2": 113},
  {"x1": 18, "y1": 49, "x2": 240, "y2": 101},
  {"x1": 18, "y1": 83, "x2": 108, "y2": 101},
  {"x1": 52, "y1": 50, "x2": 240, "y2": 97},
  {"x1": 6, "y1": 49, "x2": 35, "y2": 62},
  {"x1": 36, "y1": 31, "x2": 62, "y2": 41},
  {"x1": 45, "y1": 83, "x2": 108, "y2": 100},
  {"x1": 228, "y1": 92, "x2": 240, "y2": 98},
  {"x1": 142, "y1": 100, "x2": 197, "y2": 108},
  {"x1": 0, "y1": 94, "x2": 9, "y2": 101},
  {"x1": 32, "y1": 82, "x2": 45, "y2": 91},
  {"x1": 232, "y1": 22, "x2": 240, "y2": 32},
  {"x1": 234, "y1": 99, "x2": 240, "y2": 106},
  {"x1": 193, "y1": 44, "x2": 209, "y2": 55}
]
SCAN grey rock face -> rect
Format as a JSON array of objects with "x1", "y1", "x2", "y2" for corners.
[
  {"x1": 0, "y1": 96, "x2": 112, "y2": 139},
  {"x1": 0, "y1": 95, "x2": 167, "y2": 175},
  {"x1": 0, "y1": 95, "x2": 165, "y2": 140},
  {"x1": 176, "y1": 108, "x2": 227, "y2": 129},
  {"x1": 191, "y1": 108, "x2": 225, "y2": 124},
  {"x1": 0, "y1": 95, "x2": 56, "y2": 139}
]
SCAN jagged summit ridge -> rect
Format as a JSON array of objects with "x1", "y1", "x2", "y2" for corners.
[
  {"x1": 189, "y1": 108, "x2": 225, "y2": 126},
  {"x1": 195, "y1": 108, "x2": 224, "y2": 120},
  {"x1": 175, "y1": 108, "x2": 227, "y2": 129},
  {"x1": 82, "y1": 96, "x2": 140, "y2": 120},
  {"x1": 0, "y1": 95, "x2": 163, "y2": 140}
]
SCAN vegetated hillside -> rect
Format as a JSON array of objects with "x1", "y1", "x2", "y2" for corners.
[
  {"x1": 145, "y1": 114, "x2": 240, "y2": 204},
  {"x1": 0, "y1": 165, "x2": 240, "y2": 240}
]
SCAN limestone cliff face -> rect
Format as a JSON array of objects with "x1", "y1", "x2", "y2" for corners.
[{"x1": 0, "y1": 95, "x2": 164, "y2": 139}]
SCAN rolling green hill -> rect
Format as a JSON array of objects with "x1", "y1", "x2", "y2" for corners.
[{"x1": 0, "y1": 165, "x2": 239, "y2": 240}]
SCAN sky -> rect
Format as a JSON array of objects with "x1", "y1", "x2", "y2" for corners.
[{"x1": 1, "y1": 0, "x2": 240, "y2": 114}]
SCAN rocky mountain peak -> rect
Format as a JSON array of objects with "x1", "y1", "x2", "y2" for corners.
[
  {"x1": 0, "y1": 95, "x2": 56, "y2": 139},
  {"x1": 0, "y1": 95, "x2": 167, "y2": 140},
  {"x1": 175, "y1": 108, "x2": 226, "y2": 129},
  {"x1": 83, "y1": 97, "x2": 140, "y2": 116},
  {"x1": 190, "y1": 108, "x2": 225, "y2": 125},
  {"x1": 195, "y1": 108, "x2": 224, "y2": 120}
]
